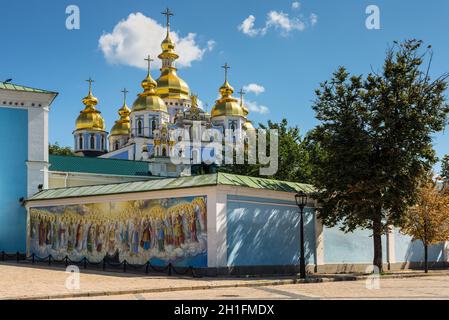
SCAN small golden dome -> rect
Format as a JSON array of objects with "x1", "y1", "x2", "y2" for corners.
[
  {"x1": 211, "y1": 73, "x2": 245, "y2": 118},
  {"x1": 243, "y1": 120, "x2": 255, "y2": 130},
  {"x1": 110, "y1": 101, "x2": 131, "y2": 136},
  {"x1": 211, "y1": 99, "x2": 246, "y2": 118},
  {"x1": 110, "y1": 120, "x2": 130, "y2": 136},
  {"x1": 132, "y1": 64, "x2": 168, "y2": 113},
  {"x1": 75, "y1": 85, "x2": 106, "y2": 131},
  {"x1": 156, "y1": 16, "x2": 190, "y2": 100},
  {"x1": 161, "y1": 34, "x2": 177, "y2": 55}
]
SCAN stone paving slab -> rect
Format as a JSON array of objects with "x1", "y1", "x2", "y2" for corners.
[
  {"x1": 2, "y1": 262, "x2": 449, "y2": 300},
  {"x1": 68, "y1": 275, "x2": 449, "y2": 300}
]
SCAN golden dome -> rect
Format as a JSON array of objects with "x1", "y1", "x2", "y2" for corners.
[
  {"x1": 75, "y1": 83, "x2": 106, "y2": 131},
  {"x1": 211, "y1": 77, "x2": 245, "y2": 118},
  {"x1": 243, "y1": 120, "x2": 255, "y2": 130},
  {"x1": 132, "y1": 62, "x2": 168, "y2": 113},
  {"x1": 156, "y1": 69, "x2": 190, "y2": 100},
  {"x1": 110, "y1": 96, "x2": 131, "y2": 136},
  {"x1": 156, "y1": 13, "x2": 191, "y2": 100}
]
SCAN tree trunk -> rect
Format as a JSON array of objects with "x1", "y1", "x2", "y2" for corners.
[
  {"x1": 373, "y1": 216, "x2": 383, "y2": 273},
  {"x1": 424, "y1": 244, "x2": 428, "y2": 273}
]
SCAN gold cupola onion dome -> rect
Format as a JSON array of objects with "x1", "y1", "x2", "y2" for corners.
[
  {"x1": 75, "y1": 78, "x2": 106, "y2": 131},
  {"x1": 211, "y1": 64, "x2": 245, "y2": 118},
  {"x1": 132, "y1": 55, "x2": 168, "y2": 113},
  {"x1": 110, "y1": 89, "x2": 131, "y2": 136},
  {"x1": 155, "y1": 8, "x2": 191, "y2": 100}
]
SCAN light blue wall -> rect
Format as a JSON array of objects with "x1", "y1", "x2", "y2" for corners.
[
  {"x1": 0, "y1": 107, "x2": 28, "y2": 252},
  {"x1": 394, "y1": 229, "x2": 444, "y2": 263},
  {"x1": 226, "y1": 195, "x2": 315, "y2": 266},
  {"x1": 110, "y1": 150, "x2": 129, "y2": 160},
  {"x1": 323, "y1": 226, "x2": 387, "y2": 264}
]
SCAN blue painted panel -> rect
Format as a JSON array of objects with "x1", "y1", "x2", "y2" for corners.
[
  {"x1": 109, "y1": 151, "x2": 129, "y2": 160},
  {"x1": 323, "y1": 226, "x2": 387, "y2": 264},
  {"x1": 394, "y1": 229, "x2": 444, "y2": 262},
  {"x1": 0, "y1": 107, "x2": 28, "y2": 252},
  {"x1": 227, "y1": 196, "x2": 315, "y2": 266}
]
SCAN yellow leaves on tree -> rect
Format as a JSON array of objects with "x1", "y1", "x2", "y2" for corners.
[{"x1": 402, "y1": 177, "x2": 449, "y2": 245}]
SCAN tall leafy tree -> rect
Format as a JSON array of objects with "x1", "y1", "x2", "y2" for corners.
[
  {"x1": 401, "y1": 173, "x2": 449, "y2": 273},
  {"x1": 219, "y1": 119, "x2": 313, "y2": 183},
  {"x1": 310, "y1": 40, "x2": 449, "y2": 272}
]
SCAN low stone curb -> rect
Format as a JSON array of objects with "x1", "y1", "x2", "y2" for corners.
[{"x1": 4, "y1": 271, "x2": 447, "y2": 300}]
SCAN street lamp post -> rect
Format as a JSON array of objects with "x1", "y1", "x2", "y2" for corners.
[{"x1": 295, "y1": 190, "x2": 308, "y2": 279}]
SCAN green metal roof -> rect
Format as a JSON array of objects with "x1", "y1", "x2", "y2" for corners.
[
  {"x1": 0, "y1": 82, "x2": 57, "y2": 94},
  {"x1": 49, "y1": 155, "x2": 152, "y2": 177},
  {"x1": 27, "y1": 172, "x2": 314, "y2": 202}
]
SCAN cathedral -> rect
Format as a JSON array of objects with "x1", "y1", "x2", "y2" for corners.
[{"x1": 73, "y1": 9, "x2": 255, "y2": 177}]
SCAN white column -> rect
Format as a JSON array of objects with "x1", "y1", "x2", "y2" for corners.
[
  {"x1": 206, "y1": 189, "x2": 218, "y2": 268},
  {"x1": 215, "y1": 191, "x2": 228, "y2": 267},
  {"x1": 26, "y1": 106, "x2": 49, "y2": 197},
  {"x1": 206, "y1": 188, "x2": 228, "y2": 268},
  {"x1": 315, "y1": 215, "x2": 324, "y2": 267},
  {"x1": 387, "y1": 226, "x2": 396, "y2": 268}
]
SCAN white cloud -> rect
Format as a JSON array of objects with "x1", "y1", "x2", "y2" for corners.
[
  {"x1": 238, "y1": 15, "x2": 264, "y2": 37},
  {"x1": 207, "y1": 40, "x2": 216, "y2": 51},
  {"x1": 292, "y1": 2, "x2": 301, "y2": 10},
  {"x1": 238, "y1": 6, "x2": 317, "y2": 37},
  {"x1": 98, "y1": 12, "x2": 213, "y2": 70},
  {"x1": 243, "y1": 83, "x2": 265, "y2": 95},
  {"x1": 310, "y1": 13, "x2": 318, "y2": 26},
  {"x1": 246, "y1": 100, "x2": 269, "y2": 114},
  {"x1": 266, "y1": 10, "x2": 305, "y2": 34}
]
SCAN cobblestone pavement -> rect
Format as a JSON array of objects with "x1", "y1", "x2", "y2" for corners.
[{"x1": 2, "y1": 262, "x2": 449, "y2": 300}]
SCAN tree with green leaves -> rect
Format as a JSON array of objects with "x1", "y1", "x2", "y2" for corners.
[
  {"x1": 49, "y1": 142, "x2": 75, "y2": 156},
  {"x1": 219, "y1": 119, "x2": 313, "y2": 183},
  {"x1": 309, "y1": 39, "x2": 449, "y2": 272}
]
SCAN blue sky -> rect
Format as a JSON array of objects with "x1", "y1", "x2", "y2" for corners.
[{"x1": 2, "y1": 0, "x2": 449, "y2": 169}]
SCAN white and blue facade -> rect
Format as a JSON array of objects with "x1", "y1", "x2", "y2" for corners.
[
  {"x1": 0, "y1": 85, "x2": 57, "y2": 252},
  {"x1": 24, "y1": 175, "x2": 449, "y2": 274}
]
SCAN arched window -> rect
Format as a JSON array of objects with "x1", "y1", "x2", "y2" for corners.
[
  {"x1": 151, "y1": 119, "x2": 156, "y2": 135},
  {"x1": 137, "y1": 119, "x2": 143, "y2": 136},
  {"x1": 90, "y1": 135, "x2": 95, "y2": 150},
  {"x1": 114, "y1": 141, "x2": 119, "y2": 151},
  {"x1": 162, "y1": 147, "x2": 167, "y2": 157},
  {"x1": 79, "y1": 135, "x2": 83, "y2": 150},
  {"x1": 101, "y1": 137, "x2": 105, "y2": 150}
]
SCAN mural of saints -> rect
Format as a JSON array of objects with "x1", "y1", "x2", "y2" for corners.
[{"x1": 29, "y1": 196, "x2": 207, "y2": 267}]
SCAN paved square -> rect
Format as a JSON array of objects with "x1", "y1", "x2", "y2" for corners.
[{"x1": 2, "y1": 262, "x2": 449, "y2": 300}]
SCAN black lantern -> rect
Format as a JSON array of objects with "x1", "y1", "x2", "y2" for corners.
[
  {"x1": 295, "y1": 191, "x2": 308, "y2": 209},
  {"x1": 295, "y1": 190, "x2": 308, "y2": 279}
]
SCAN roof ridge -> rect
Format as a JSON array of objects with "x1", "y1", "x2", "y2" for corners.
[{"x1": 0, "y1": 82, "x2": 57, "y2": 94}]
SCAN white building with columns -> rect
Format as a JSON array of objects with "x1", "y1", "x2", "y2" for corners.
[{"x1": 0, "y1": 82, "x2": 57, "y2": 252}]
